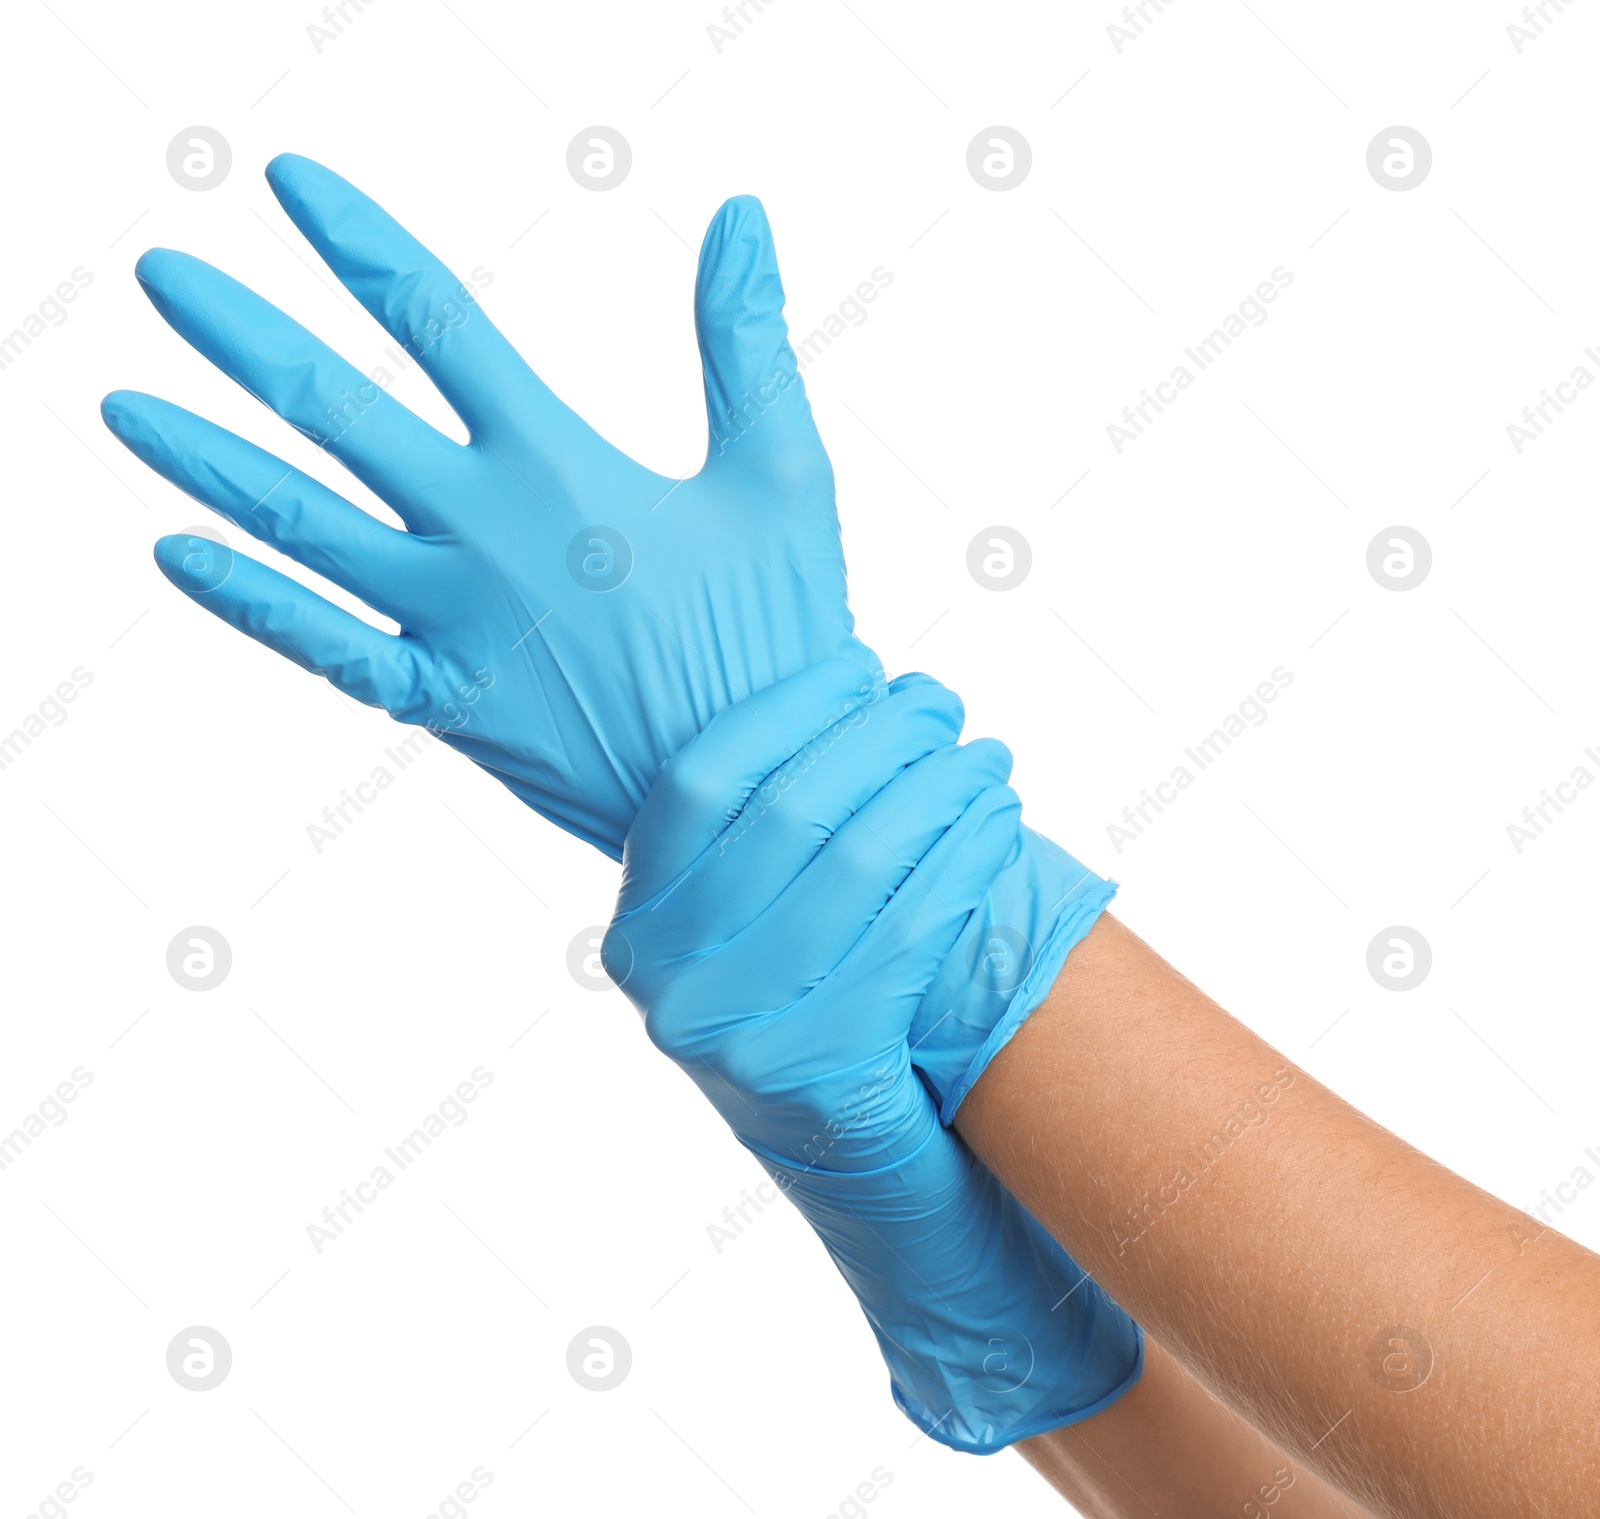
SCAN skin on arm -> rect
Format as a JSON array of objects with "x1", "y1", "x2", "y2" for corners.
[
  {"x1": 1017, "y1": 1337, "x2": 1373, "y2": 1519},
  {"x1": 958, "y1": 913, "x2": 1600, "y2": 1519}
]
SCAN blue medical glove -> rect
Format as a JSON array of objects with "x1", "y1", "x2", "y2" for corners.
[
  {"x1": 102, "y1": 153, "x2": 873, "y2": 859},
  {"x1": 911, "y1": 828, "x2": 1116, "y2": 1124},
  {"x1": 604, "y1": 660, "x2": 1142, "y2": 1453},
  {"x1": 101, "y1": 151, "x2": 1114, "y2": 1117}
]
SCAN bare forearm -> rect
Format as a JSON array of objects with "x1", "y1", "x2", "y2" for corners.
[
  {"x1": 960, "y1": 914, "x2": 1600, "y2": 1519},
  {"x1": 1018, "y1": 1338, "x2": 1372, "y2": 1519}
]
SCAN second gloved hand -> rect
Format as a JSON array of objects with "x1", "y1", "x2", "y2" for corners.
[
  {"x1": 103, "y1": 152, "x2": 1118, "y2": 1117},
  {"x1": 604, "y1": 659, "x2": 1143, "y2": 1451}
]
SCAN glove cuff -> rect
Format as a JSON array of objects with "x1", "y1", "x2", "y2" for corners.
[
  {"x1": 890, "y1": 1323, "x2": 1145, "y2": 1455},
  {"x1": 911, "y1": 825, "x2": 1116, "y2": 1124},
  {"x1": 749, "y1": 1122, "x2": 1144, "y2": 1453}
]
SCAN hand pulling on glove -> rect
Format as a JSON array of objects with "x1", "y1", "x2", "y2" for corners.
[
  {"x1": 604, "y1": 660, "x2": 1143, "y2": 1452},
  {"x1": 106, "y1": 152, "x2": 1115, "y2": 1123}
]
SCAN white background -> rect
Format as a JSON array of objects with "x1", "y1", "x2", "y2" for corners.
[{"x1": 2, "y1": 2, "x2": 1597, "y2": 1515}]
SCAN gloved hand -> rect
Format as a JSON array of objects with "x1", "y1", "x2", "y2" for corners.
[
  {"x1": 605, "y1": 659, "x2": 1143, "y2": 1452},
  {"x1": 911, "y1": 825, "x2": 1116, "y2": 1124},
  {"x1": 102, "y1": 153, "x2": 873, "y2": 859},
  {"x1": 103, "y1": 151, "x2": 1116, "y2": 1119}
]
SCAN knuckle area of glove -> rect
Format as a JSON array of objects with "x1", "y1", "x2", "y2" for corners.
[
  {"x1": 643, "y1": 993, "x2": 738, "y2": 1069},
  {"x1": 643, "y1": 994, "x2": 774, "y2": 1085},
  {"x1": 600, "y1": 924, "x2": 638, "y2": 993},
  {"x1": 815, "y1": 820, "x2": 903, "y2": 899},
  {"x1": 640, "y1": 1001, "x2": 688, "y2": 1060},
  {"x1": 772, "y1": 1064, "x2": 918, "y2": 1157},
  {"x1": 384, "y1": 657, "x2": 438, "y2": 723},
  {"x1": 412, "y1": 655, "x2": 491, "y2": 729},
  {"x1": 874, "y1": 680, "x2": 962, "y2": 736},
  {"x1": 656, "y1": 749, "x2": 746, "y2": 837},
  {"x1": 720, "y1": 742, "x2": 881, "y2": 854}
]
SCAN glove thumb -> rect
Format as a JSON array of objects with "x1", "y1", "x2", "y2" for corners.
[{"x1": 694, "y1": 195, "x2": 829, "y2": 488}]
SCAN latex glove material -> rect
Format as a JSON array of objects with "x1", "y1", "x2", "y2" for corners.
[
  {"x1": 104, "y1": 154, "x2": 873, "y2": 859},
  {"x1": 605, "y1": 660, "x2": 1144, "y2": 1452},
  {"x1": 912, "y1": 830, "x2": 1117, "y2": 1124}
]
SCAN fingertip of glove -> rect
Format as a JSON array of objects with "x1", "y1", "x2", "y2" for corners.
[
  {"x1": 812, "y1": 653, "x2": 888, "y2": 711},
  {"x1": 100, "y1": 389, "x2": 143, "y2": 436},
  {"x1": 947, "y1": 780, "x2": 1022, "y2": 859},
  {"x1": 698, "y1": 195, "x2": 780, "y2": 306},
  {"x1": 885, "y1": 677, "x2": 963, "y2": 740},
  {"x1": 264, "y1": 153, "x2": 307, "y2": 205},
  {"x1": 972, "y1": 778, "x2": 1022, "y2": 821},
  {"x1": 129, "y1": 255, "x2": 155, "y2": 299},
  {"x1": 264, "y1": 151, "x2": 315, "y2": 186},
  {"x1": 971, "y1": 782, "x2": 1024, "y2": 864},
  {"x1": 152, "y1": 532, "x2": 225, "y2": 592},
  {"x1": 151, "y1": 532, "x2": 189, "y2": 576},
  {"x1": 132, "y1": 248, "x2": 199, "y2": 309},
  {"x1": 265, "y1": 152, "x2": 343, "y2": 219},
  {"x1": 133, "y1": 246, "x2": 181, "y2": 281},
  {"x1": 103, "y1": 393, "x2": 168, "y2": 470},
  {"x1": 993, "y1": 784, "x2": 1024, "y2": 827},
  {"x1": 849, "y1": 647, "x2": 888, "y2": 698},
  {"x1": 960, "y1": 736, "x2": 1016, "y2": 787},
  {"x1": 711, "y1": 193, "x2": 772, "y2": 240}
]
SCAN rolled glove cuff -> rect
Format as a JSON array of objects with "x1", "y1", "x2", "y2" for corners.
[{"x1": 911, "y1": 824, "x2": 1117, "y2": 1125}]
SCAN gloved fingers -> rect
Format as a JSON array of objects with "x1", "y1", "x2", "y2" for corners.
[
  {"x1": 153, "y1": 532, "x2": 441, "y2": 720},
  {"x1": 694, "y1": 196, "x2": 830, "y2": 488},
  {"x1": 711, "y1": 746, "x2": 1016, "y2": 1006},
  {"x1": 104, "y1": 390, "x2": 432, "y2": 624},
  {"x1": 133, "y1": 248, "x2": 466, "y2": 534},
  {"x1": 821, "y1": 782, "x2": 1022, "y2": 1028},
  {"x1": 619, "y1": 656, "x2": 882, "y2": 909},
  {"x1": 265, "y1": 155, "x2": 611, "y2": 464},
  {"x1": 801, "y1": 737, "x2": 1015, "y2": 915},
  {"x1": 637, "y1": 678, "x2": 975, "y2": 952}
]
